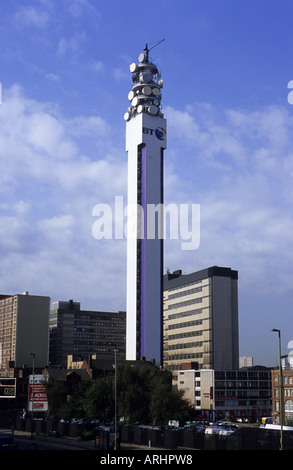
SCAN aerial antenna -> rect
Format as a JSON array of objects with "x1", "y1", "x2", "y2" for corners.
[
  {"x1": 149, "y1": 38, "x2": 165, "y2": 52},
  {"x1": 144, "y1": 39, "x2": 165, "y2": 62}
]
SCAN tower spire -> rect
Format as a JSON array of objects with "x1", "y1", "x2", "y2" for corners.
[
  {"x1": 124, "y1": 44, "x2": 164, "y2": 122},
  {"x1": 144, "y1": 43, "x2": 149, "y2": 63}
]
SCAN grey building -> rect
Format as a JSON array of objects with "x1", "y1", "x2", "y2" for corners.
[
  {"x1": 49, "y1": 300, "x2": 126, "y2": 367},
  {"x1": 178, "y1": 366, "x2": 271, "y2": 422},
  {"x1": 163, "y1": 266, "x2": 239, "y2": 383},
  {"x1": 0, "y1": 292, "x2": 50, "y2": 375}
]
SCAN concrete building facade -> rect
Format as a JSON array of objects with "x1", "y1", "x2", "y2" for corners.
[
  {"x1": 0, "y1": 292, "x2": 50, "y2": 376},
  {"x1": 178, "y1": 366, "x2": 272, "y2": 422},
  {"x1": 49, "y1": 300, "x2": 125, "y2": 367},
  {"x1": 163, "y1": 266, "x2": 239, "y2": 383}
]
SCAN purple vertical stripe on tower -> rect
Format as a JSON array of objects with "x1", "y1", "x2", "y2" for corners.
[{"x1": 140, "y1": 145, "x2": 147, "y2": 358}]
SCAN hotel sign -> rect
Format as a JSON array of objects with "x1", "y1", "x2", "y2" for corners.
[{"x1": 0, "y1": 378, "x2": 16, "y2": 398}]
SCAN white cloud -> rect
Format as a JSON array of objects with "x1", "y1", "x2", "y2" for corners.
[
  {"x1": 14, "y1": 6, "x2": 50, "y2": 29},
  {"x1": 91, "y1": 60, "x2": 104, "y2": 72},
  {"x1": 1, "y1": 85, "x2": 293, "y2": 317},
  {"x1": 63, "y1": 0, "x2": 98, "y2": 18},
  {"x1": 164, "y1": 102, "x2": 293, "y2": 297},
  {"x1": 0, "y1": 85, "x2": 127, "y2": 307},
  {"x1": 65, "y1": 115, "x2": 110, "y2": 138},
  {"x1": 56, "y1": 32, "x2": 87, "y2": 57}
]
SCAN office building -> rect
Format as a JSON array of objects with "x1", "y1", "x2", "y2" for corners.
[
  {"x1": 163, "y1": 266, "x2": 239, "y2": 382},
  {"x1": 125, "y1": 44, "x2": 166, "y2": 364},
  {"x1": 178, "y1": 365, "x2": 271, "y2": 421},
  {"x1": 49, "y1": 300, "x2": 125, "y2": 367},
  {"x1": 0, "y1": 292, "x2": 50, "y2": 377}
]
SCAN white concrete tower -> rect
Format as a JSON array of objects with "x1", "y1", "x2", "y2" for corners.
[{"x1": 125, "y1": 44, "x2": 167, "y2": 365}]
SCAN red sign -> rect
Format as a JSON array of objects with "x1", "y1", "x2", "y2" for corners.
[{"x1": 28, "y1": 375, "x2": 48, "y2": 412}]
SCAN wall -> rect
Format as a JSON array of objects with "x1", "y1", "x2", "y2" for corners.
[{"x1": 15, "y1": 294, "x2": 50, "y2": 368}]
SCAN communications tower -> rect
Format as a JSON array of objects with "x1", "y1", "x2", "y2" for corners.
[{"x1": 124, "y1": 44, "x2": 167, "y2": 364}]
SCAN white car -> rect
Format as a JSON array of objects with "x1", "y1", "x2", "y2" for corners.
[
  {"x1": 205, "y1": 423, "x2": 238, "y2": 436},
  {"x1": 218, "y1": 425, "x2": 238, "y2": 436},
  {"x1": 205, "y1": 424, "x2": 222, "y2": 435}
]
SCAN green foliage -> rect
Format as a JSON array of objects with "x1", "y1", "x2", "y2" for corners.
[
  {"x1": 45, "y1": 378, "x2": 70, "y2": 419},
  {"x1": 83, "y1": 375, "x2": 114, "y2": 423},
  {"x1": 45, "y1": 362, "x2": 192, "y2": 425}
]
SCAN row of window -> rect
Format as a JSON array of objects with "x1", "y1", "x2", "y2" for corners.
[
  {"x1": 168, "y1": 319, "x2": 203, "y2": 330},
  {"x1": 284, "y1": 376, "x2": 293, "y2": 384},
  {"x1": 167, "y1": 279, "x2": 204, "y2": 292},
  {"x1": 165, "y1": 353, "x2": 203, "y2": 361},
  {"x1": 215, "y1": 400, "x2": 270, "y2": 407},
  {"x1": 275, "y1": 388, "x2": 293, "y2": 397},
  {"x1": 168, "y1": 297, "x2": 202, "y2": 310},
  {"x1": 167, "y1": 341, "x2": 203, "y2": 350},
  {"x1": 166, "y1": 307, "x2": 205, "y2": 320},
  {"x1": 74, "y1": 333, "x2": 125, "y2": 340},
  {"x1": 168, "y1": 286, "x2": 202, "y2": 301},
  {"x1": 168, "y1": 330, "x2": 203, "y2": 341},
  {"x1": 215, "y1": 390, "x2": 270, "y2": 397},
  {"x1": 216, "y1": 371, "x2": 270, "y2": 379},
  {"x1": 216, "y1": 381, "x2": 270, "y2": 388}
]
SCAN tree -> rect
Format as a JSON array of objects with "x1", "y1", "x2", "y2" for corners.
[
  {"x1": 45, "y1": 378, "x2": 69, "y2": 419},
  {"x1": 149, "y1": 368, "x2": 191, "y2": 425},
  {"x1": 117, "y1": 361, "x2": 150, "y2": 423},
  {"x1": 67, "y1": 381, "x2": 91, "y2": 419},
  {"x1": 44, "y1": 362, "x2": 192, "y2": 426},
  {"x1": 83, "y1": 376, "x2": 114, "y2": 423}
]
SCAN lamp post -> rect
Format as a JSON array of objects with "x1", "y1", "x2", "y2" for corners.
[
  {"x1": 114, "y1": 346, "x2": 117, "y2": 451},
  {"x1": 271, "y1": 329, "x2": 283, "y2": 450},
  {"x1": 109, "y1": 343, "x2": 118, "y2": 450},
  {"x1": 28, "y1": 352, "x2": 35, "y2": 438}
]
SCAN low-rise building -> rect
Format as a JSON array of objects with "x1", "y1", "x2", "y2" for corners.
[{"x1": 178, "y1": 365, "x2": 272, "y2": 422}]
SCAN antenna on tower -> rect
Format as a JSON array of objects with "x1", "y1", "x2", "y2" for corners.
[
  {"x1": 149, "y1": 38, "x2": 165, "y2": 52},
  {"x1": 144, "y1": 39, "x2": 165, "y2": 62}
]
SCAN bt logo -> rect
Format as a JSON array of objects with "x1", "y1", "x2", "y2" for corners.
[
  {"x1": 143, "y1": 127, "x2": 166, "y2": 140},
  {"x1": 155, "y1": 127, "x2": 166, "y2": 140}
]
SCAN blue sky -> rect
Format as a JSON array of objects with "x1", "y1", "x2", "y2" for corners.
[{"x1": 1, "y1": 0, "x2": 293, "y2": 366}]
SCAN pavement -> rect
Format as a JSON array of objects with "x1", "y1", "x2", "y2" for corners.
[{"x1": 0, "y1": 428, "x2": 165, "y2": 451}]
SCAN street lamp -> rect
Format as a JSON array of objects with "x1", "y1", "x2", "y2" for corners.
[
  {"x1": 109, "y1": 343, "x2": 118, "y2": 450},
  {"x1": 28, "y1": 352, "x2": 35, "y2": 438},
  {"x1": 271, "y1": 329, "x2": 283, "y2": 450}
]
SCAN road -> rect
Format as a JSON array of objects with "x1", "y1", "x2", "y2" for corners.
[
  {"x1": 0, "y1": 429, "x2": 96, "y2": 451},
  {"x1": 13, "y1": 435, "x2": 87, "y2": 450},
  {"x1": 0, "y1": 429, "x2": 163, "y2": 451}
]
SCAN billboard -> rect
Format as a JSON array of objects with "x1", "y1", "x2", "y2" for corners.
[
  {"x1": 0, "y1": 378, "x2": 16, "y2": 398},
  {"x1": 28, "y1": 375, "x2": 48, "y2": 412}
]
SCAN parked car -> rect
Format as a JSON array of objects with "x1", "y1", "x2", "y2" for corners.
[
  {"x1": 205, "y1": 422, "x2": 238, "y2": 436},
  {"x1": 218, "y1": 425, "x2": 238, "y2": 436},
  {"x1": 0, "y1": 435, "x2": 18, "y2": 450},
  {"x1": 205, "y1": 424, "x2": 221, "y2": 435}
]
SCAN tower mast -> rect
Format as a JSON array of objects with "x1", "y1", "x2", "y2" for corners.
[{"x1": 125, "y1": 45, "x2": 166, "y2": 365}]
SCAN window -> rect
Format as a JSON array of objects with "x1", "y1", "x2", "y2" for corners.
[
  {"x1": 168, "y1": 298, "x2": 202, "y2": 310},
  {"x1": 168, "y1": 286, "x2": 202, "y2": 300}
]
